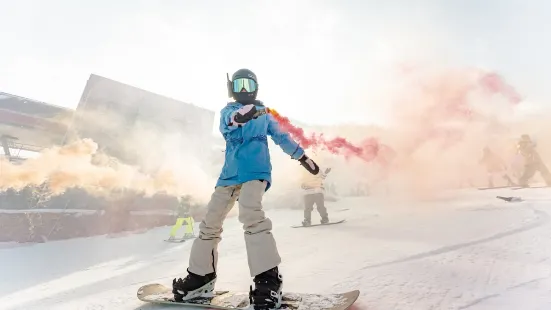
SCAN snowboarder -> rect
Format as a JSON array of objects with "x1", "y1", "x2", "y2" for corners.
[
  {"x1": 479, "y1": 146, "x2": 515, "y2": 188},
  {"x1": 300, "y1": 167, "x2": 331, "y2": 226},
  {"x1": 171, "y1": 68, "x2": 320, "y2": 310},
  {"x1": 168, "y1": 195, "x2": 195, "y2": 240},
  {"x1": 517, "y1": 134, "x2": 551, "y2": 187}
]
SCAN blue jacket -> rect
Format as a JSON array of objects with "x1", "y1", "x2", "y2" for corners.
[{"x1": 216, "y1": 102, "x2": 305, "y2": 191}]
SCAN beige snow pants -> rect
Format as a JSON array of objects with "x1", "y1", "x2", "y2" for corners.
[{"x1": 188, "y1": 180, "x2": 281, "y2": 277}]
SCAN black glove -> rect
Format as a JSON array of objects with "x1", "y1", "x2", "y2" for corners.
[
  {"x1": 299, "y1": 154, "x2": 320, "y2": 175},
  {"x1": 232, "y1": 104, "x2": 258, "y2": 126}
]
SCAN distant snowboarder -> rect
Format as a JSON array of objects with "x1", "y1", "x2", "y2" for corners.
[
  {"x1": 300, "y1": 167, "x2": 331, "y2": 226},
  {"x1": 168, "y1": 196, "x2": 195, "y2": 241},
  {"x1": 171, "y1": 68, "x2": 321, "y2": 310},
  {"x1": 479, "y1": 146, "x2": 515, "y2": 188},
  {"x1": 516, "y1": 134, "x2": 551, "y2": 187}
]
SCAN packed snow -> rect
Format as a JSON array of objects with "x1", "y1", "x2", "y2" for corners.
[{"x1": 2, "y1": 188, "x2": 551, "y2": 310}]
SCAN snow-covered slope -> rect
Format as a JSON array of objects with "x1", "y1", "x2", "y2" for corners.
[{"x1": 1, "y1": 188, "x2": 551, "y2": 310}]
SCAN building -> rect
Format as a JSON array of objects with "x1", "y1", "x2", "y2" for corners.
[
  {"x1": 0, "y1": 91, "x2": 73, "y2": 160},
  {"x1": 1, "y1": 74, "x2": 217, "y2": 209},
  {"x1": 68, "y1": 74, "x2": 216, "y2": 169}
]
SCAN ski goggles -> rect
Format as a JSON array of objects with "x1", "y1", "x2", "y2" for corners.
[{"x1": 232, "y1": 78, "x2": 257, "y2": 93}]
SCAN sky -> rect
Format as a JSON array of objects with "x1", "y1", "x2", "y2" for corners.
[{"x1": 1, "y1": 0, "x2": 551, "y2": 126}]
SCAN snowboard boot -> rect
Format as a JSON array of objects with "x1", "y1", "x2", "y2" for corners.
[
  {"x1": 302, "y1": 219, "x2": 311, "y2": 226},
  {"x1": 183, "y1": 233, "x2": 194, "y2": 239},
  {"x1": 172, "y1": 269, "x2": 217, "y2": 302},
  {"x1": 320, "y1": 217, "x2": 329, "y2": 224},
  {"x1": 249, "y1": 267, "x2": 283, "y2": 310}
]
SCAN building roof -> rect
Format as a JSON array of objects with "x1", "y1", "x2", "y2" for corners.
[
  {"x1": 0, "y1": 92, "x2": 74, "y2": 152},
  {"x1": 0, "y1": 92, "x2": 73, "y2": 117}
]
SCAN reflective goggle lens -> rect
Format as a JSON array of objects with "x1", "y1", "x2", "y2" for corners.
[{"x1": 232, "y1": 78, "x2": 257, "y2": 93}]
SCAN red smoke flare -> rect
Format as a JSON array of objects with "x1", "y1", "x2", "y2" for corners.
[{"x1": 266, "y1": 108, "x2": 389, "y2": 164}]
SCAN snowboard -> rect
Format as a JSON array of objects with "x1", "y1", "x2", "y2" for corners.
[
  {"x1": 496, "y1": 196, "x2": 523, "y2": 202},
  {"x1": 164, "y1": 236, "x2": 196, "y2": 243},
  {"x1": 512, "y1": 185, "x2": 550, "y2": 190},
  {"x1": 164, "y1": 238, "x2": 188, "y2": 243},
  {"x1": 137, "y1": 283, "x2": 359, "y2": 310},
  {"x1": 477, "y1": 185, "x2": 513, "y2": 190},
  {"x1": 291, "y1": 219, "x2": 346, "y2": 228}
]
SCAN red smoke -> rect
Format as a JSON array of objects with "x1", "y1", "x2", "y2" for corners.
[
  {"x1": 266, "y1": 108, "x2": 389, "y2": 164},
  {"x1": 478, "y1": 72, "x2": 522, "y2": 104},
  {"x1": 396, "y1": 69, "x2": 522, "y2": 156},
  {"x1": 264, "y1": 69, "x2": 521, "y2": 174}
]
